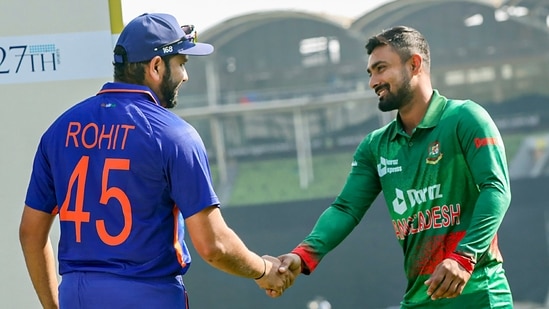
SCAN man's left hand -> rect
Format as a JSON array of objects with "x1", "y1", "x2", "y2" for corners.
[{"x1": 424, "y1": 258, "x2": 471, "y2": 300}]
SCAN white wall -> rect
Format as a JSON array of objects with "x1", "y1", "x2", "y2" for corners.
[{"x1": 0, "y1": 1, "x2": 117, "y2": 307}]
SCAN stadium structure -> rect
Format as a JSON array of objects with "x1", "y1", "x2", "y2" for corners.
[
  {"x1": 175, "y1": 1, "x2": 549, "y2": 309},
  {"x1": 176, "y1": 0, "x2": 549, "y2": 185}
]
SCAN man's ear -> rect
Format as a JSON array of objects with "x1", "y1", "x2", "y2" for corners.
[
  {"x1": 410, "y1": 54, "x2": 422, "y2": 74},
  {"x1": 146, "y1": 56, "x2": 163, "y2": 82}
]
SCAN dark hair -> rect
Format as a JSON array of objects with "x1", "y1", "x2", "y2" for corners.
[
  {"x1": 112, "y1": 45, "x2": 176, "y2": 84},
  {"x1": 113, "y1": 45, "x2": 148, "y2": 83},
  {"x1": 365, "y1": 26, "x2": 431, "y2": 69}
]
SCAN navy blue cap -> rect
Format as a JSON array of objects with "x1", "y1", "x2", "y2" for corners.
[{"x1": 114, "y1": 13, "x2": 214, "y2": 63}]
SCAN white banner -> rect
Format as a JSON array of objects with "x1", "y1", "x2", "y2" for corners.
[{"x1": 0, "y1": 31, "x2": 113, "y2": 85}]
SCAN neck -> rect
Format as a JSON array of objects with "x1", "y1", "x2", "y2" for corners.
[{"x1": 398, "y1": 87, "x2": 433, "y2": 135}]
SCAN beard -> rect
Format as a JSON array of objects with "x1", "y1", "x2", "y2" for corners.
[
  {"x1": 377, "y1": 69, "x2": 414, "y2": 112},
  {"x1": 160, "y1": 65, "x2": 181, "y2": 109}
]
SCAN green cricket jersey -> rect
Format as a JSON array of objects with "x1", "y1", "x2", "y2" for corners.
[{"x1": 292, "y1": 90, "x2": 513, "y2": 308}]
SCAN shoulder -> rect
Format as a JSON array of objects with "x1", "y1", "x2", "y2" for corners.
[
  {"x1": 441, "y1": 98, "x2": 494, "y2": 127},
  {"x1": 159, "y1": 116, "x2": 206, "y2": 154},
  {"x1": 356, "y1": 120, "x2": 396, "y2": 154},
  {"x1": 365, "y1": 119, "x2": 396, "y2": 143},
  {"x1": 41, "y1": 96, "x2": 96, "y2": 138},
  {"x1": 445, "y1": 98, "x2": 488, "y2": 115},
  {"x1": 442, "y1": 99, "x2": 502, "y2": 144},
  {"x1": 164, "y1": 115, "x2": 201, "y2": 140}
]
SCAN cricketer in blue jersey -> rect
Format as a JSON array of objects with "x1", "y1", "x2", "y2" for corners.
[{"x1": 19, "y1": 13, "x2": 290, "y2": 309}]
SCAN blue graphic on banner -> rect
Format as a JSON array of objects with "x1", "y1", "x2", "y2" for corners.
[
  {"x1": 29, "y1": 44, "x2": 56, "y2": 54},
  {"x1": 0, "y1": 31, "x2": 113, "y2": 85},
  {"x1": 0, "y1": 44, "x2": 58, "y2": 74}
]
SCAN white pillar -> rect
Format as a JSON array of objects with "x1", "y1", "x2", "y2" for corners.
[
  {"x1": 206, "y1": 60, "x2": 228, "y2": 184},
  {"x1": 293, "y1": 108, "x2": 314, "y2": 188}
]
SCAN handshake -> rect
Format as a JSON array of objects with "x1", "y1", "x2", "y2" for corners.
[{"x1": 253, "y1": 253, "x2": 302, "y2": 298}]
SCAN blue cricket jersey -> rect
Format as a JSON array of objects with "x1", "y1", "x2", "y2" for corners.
[{"x1": 25, "y1": 82, "x2": 220, "y2": 278}]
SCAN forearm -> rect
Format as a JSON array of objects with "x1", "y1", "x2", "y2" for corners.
[
  {"x1": 21, "y1": 237, "x2": 59, "y2": 309},
  {"x1": 186, "y1": 206, "x2": 266, "y2": 279},
  {"x1": 455, "y1": 184, "x2": 511, "y2": 261},
  {"x1": 292, "y1": 204, "x2": 359, "y2": 274},
  {"x1": 201, "y1": 227, "x2": 266, "y2": 279}
]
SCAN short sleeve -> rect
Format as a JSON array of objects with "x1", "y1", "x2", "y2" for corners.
[{"x1": 162, "y1": 123, "x2": 220, "y2": 218}]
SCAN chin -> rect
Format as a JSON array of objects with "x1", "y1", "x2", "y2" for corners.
[
  {"x1": 165, "y1": 101, "x2": 177, "y2": 109},
  {"x1": 378, "y1": 102, "x2": 397, "y2": 112}
]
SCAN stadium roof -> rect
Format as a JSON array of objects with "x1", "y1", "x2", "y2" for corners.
[
  {"x1": 349, "y1": 0, "x2": 549, "y2": 68},
  {"x1": 351, "y1": 0, "x2": 548, "y2": 35},
  {"x1": 200, "y1": 10, "x2": 356, "y2": 46}
]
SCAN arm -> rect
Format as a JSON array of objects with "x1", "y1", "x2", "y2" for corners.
[
  {"x1": 291, "y1": 137, "x2": 382, "y2": 274},
  {"x1": 275, "y1": 203, "x2": 369, "y2": 295},
  {"x1": 185, "y1": 206, "x2": 288, "y2": 293},
  {"x1": 186, "y1": 206, "x2": 265, "y2": 277},
  {"x1": 19, "y1": 205, "x2": 59, "y2": 309},
  {"x1": 166, "y1": 125, "x2": 272, "y2": 279},
  {"x1": 291, "y1": 203, "x2": 367, "y2": 274},
  {"x1": 426, "y1": 102, "x2": 511, "y2": 300},
  {"x1": 167, "y1": 127, "x2": 291, "y2": 293},
  {"x1": 454, "y1": 102, "x2": 511, "y2": 260}
]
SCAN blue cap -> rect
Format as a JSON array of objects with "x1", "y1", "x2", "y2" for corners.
[{"x1": 114, "y1": 13, "x2": 214, "y2": 63}]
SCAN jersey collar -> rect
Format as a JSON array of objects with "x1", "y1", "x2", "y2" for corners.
[
  {"x1": 392, "y1": 89, "x2": 447, "y2": 140},
  {"x1": 97, "y1": 82, "x2": 161, "y2": 106},
  {"x1": 417, "y1": 89, "x2": 447, "y2": 129}
]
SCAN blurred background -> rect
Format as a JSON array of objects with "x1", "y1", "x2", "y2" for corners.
[
  {"x1": 173, "y1": 1, "x2": 549, "y2": 308},
  {"x1": 1, "y1": 0, "x2": 548, "y2": 308}
]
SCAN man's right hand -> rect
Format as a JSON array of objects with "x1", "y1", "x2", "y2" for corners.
[
  {"x1": 263, "y1": 253, "x2": 302, "y2": 298},
  {"x1": 278, "y1": 253, "x2": 301, "y2": 276}
]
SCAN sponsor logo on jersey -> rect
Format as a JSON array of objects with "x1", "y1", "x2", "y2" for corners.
[
  {"x1": 101, "y1": 103, "x2": 117, "y2": 108},
  {"x1": 426, "y1": 141, "x2": 443, "y2": 165},
  {"x1": 391, "y1": 184, "x2": 443, "y2": 215},
  {"x1": 377, "y1": 157, "x2": 402, "y2": 177},
  {"x1": 474, "y1": 137, "x2": 499, "y2": 148}
]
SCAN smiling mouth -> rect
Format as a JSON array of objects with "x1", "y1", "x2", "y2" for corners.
[{"x1": 376, "y1": 86, "x2": 389, "y2": 98}]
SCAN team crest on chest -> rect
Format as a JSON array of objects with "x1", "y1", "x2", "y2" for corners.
[{"x1": 426, "y1": 141, "x2": 443, "y2": 164}]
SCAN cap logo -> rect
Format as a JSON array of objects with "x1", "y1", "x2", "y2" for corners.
[{"x1": 162, "y1": 45, "x2": 174, "y2": 54}]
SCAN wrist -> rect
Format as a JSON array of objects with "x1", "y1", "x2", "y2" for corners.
[
  {"x1": 290, "y1": 248, "x2": 311, "y2": 275},
  {"x1": 254, "y1": 258, "x2": 266, "y2": 280},
  {"x1": 446, "y1": 252, "x2": 475, "y2": 273}
]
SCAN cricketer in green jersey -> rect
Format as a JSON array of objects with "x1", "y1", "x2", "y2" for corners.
[{"x1": 267, "y1": 26, "x2": 513, "y2": 308}]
